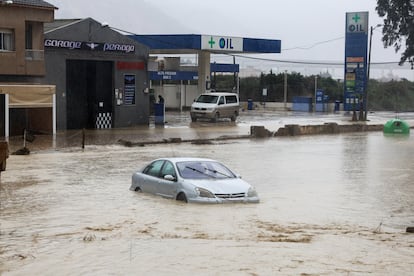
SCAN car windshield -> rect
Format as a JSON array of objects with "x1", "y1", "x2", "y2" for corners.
[
  {"x1": 195, "y1": 95, "x2": 219, "y2": 104},
  {"x1": 176, "y1": 161, "x2": 236, "y2": 179}
]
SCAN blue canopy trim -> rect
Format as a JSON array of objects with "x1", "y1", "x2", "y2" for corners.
[{"x1": 130, "y1": 34, "x2": 281, "y2": 54}]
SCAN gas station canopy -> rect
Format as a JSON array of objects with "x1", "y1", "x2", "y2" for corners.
[
  {"x1": 128, "y1": 34, "x2": 281, "y2": 100},
  {"x1": 129, "y1": 34, "x2": 281, "y2": 54}
]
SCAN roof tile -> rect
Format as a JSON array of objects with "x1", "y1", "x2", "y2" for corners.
[{"x1": 10, "y1": 0, "x2": 56, "y2": 9}]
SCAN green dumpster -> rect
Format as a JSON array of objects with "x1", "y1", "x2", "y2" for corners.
[{"x1": 383, "y1": 119, "x2": 410, "y2": 135}]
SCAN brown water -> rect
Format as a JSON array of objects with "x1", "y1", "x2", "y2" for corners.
[{"x1": 1, "y1": 132, "x2": 414, "y2": 275}]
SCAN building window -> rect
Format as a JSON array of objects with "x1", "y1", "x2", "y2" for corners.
[
  {"x1": 0, "y1": 29, "x2": 14, "y2": 51},
  {"x1": 25, "y1": 22, "x2": 33, "y2": 50}
]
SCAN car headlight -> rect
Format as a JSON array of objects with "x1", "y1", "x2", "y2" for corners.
[
  {"x1": 195, "y1": 187, "x2": 215, "y2": 198},
  {"x1": 247, "y1": 187, "x2": 258, "y2": 197}
]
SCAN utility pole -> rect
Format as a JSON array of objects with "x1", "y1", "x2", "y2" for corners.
[
  {"x1": 314, "y1": 75, "x2": 318, "y2": 112},
  {"x1": 365, "y1": 24, "x2": 382, "y2": 120},
  {"x1": 284, "y1": 70, "x2": 288, "y2": 110}
]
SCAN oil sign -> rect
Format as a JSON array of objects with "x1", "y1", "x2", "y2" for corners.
[
  {"x1": 201, "y1": 35, "x2": 243, "y2": 52},
  {"x1": 344, "y1": 12, "x2": 369, "y2": 112},
  {"x1": 346, "y1": 12, "x2": 368, "y2": 33}
]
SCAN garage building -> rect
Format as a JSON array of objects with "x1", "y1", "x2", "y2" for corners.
[{"x1": 44, "y1": 18, "x2": 150, "y2": 130}]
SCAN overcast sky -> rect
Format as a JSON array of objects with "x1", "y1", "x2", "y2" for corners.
[{"x1": 47, "y1": 0, "x2": 413, "y2": 80}]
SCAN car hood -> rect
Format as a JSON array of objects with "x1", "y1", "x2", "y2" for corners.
[{"x1": 186, "y1": 178, "x2": 251, "y2": 194}]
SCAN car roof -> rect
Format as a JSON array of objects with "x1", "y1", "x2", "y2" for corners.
[
  {"x1": 201, "y1": 92, "x2": 238, "y2": 96},
  {"x1": 154, "y1": 157, "x2": 217, "y2": 163}
]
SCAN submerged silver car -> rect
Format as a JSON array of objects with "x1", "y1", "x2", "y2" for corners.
[{"x1": 130, "y1": 157, "x2": 259, "y2": 204}]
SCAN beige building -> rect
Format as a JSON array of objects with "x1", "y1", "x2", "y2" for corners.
[{"x1": 0, "y1": 0, "x2": 56, "y2": 138}]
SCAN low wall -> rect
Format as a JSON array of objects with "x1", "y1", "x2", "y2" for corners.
[{"x1": 250, "y1": 123, "x2": 383, "y2": 138}]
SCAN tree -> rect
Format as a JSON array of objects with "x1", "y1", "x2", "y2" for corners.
[{"x1": 376, "y1": 0, "x2": 414, "y2": 68}]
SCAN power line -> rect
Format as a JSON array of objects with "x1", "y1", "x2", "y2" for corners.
[
  {"x1": 111, "y1": 25, "x2": 409, "y2": 69},
  {"x1": 224, "y1": 53, "x2": 405, "y2": 67},
  {"x1": 282, "y1": 36, "x2": 344, "y2": 51}
]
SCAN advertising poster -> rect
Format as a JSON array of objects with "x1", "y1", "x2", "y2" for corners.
[{"x1": 124, "y1": 74, "x2": 136, "y2": 105}]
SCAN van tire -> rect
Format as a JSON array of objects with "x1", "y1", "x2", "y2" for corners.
[
  {"x1": 211, "y1": 112, "x2": 219, "y2": 122},
  {"x1": 231, "y1": 112, "x2": 238, "y2": 121}
]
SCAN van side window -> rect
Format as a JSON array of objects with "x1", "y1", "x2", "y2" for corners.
[
  {"x1": 218, "y1": 96, "x2": 225, "y2": 105},
  {"x1": 225, "y1": 95, "x2": 238, "y2": 104}
]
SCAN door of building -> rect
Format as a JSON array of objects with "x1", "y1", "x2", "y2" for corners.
[{"x1": 66, "y1": 60, "x2": 113, "y2": 129}]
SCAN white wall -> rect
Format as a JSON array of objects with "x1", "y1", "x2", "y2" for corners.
[
  {"x1": 183, "y1": 85, "x2": 198, "y2": 107},
  {"x1": 153, "y1": 84, "x2": 198, "y2": 109},
  {"x1": 240, "y1": 101, "x2": 341, "y2": 112},
  {"x1": 161, "y1": 85, "x2": 180, "y2": 108}
]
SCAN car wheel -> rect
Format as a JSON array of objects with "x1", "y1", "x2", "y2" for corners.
[
  {"x1": 211, "y1": 112, "x2": 219, "y2": 122},
  {"x1": 230, "y1": 112, "x2": 237, "y2": 121},
  {"x1": 176, "y1": 192, "x2": 188, "y2": 203},
  {"x1": 134, "y1": 187, "x2": 142, "y2": 192}
]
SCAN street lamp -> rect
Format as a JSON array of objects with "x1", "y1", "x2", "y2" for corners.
[{"x1": 365, "y1": 23, "x2": 382, "y2": 120}]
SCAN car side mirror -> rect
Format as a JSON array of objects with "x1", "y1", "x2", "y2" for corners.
[{"x1": 164, "y1": 174, "x2": 176, "y2": 181}]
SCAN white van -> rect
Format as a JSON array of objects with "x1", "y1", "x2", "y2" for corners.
[{"x1": 190, "y1": 92, "x2": 240, "y2": 122}]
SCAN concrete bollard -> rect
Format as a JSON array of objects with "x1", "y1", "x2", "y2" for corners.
[{"x1": 250, "y1": 126, "x2": 272, "y2": 138}]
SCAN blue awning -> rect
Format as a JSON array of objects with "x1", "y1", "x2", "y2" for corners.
[
  {"x1": 150, "y1": 71, "x2": 198, "y2": 81},
  {"x1": 131, "y1": 35, "x2": 201, "y2": 52},
  {"x1": 149, "y1": 63, "x2": 239, "y2": 81},
  {"x1": 211, "y1": 63, "x2": 239, "y2": 73}
]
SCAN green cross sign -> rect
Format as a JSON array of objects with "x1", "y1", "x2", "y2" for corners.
[
  {"x1": 352, "y1": 13, "x2": 361, "y2": 23},
  {"x1": 208, "y1": 37, "x2": 215, "y2": 48}
]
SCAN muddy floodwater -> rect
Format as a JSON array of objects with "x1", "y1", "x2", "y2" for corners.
[{"x1": 1, "y1": 131, "x2": 414, "y2": 275}]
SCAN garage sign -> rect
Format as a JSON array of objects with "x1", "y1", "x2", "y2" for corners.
[{"x1": 44, "y1": 39, "x2": 135, "y2": 53}]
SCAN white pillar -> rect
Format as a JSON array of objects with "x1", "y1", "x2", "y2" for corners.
[
  {"x1": 198, "y1": 51, "x2": 211, "y2": 94},
  {"x1": 5, "y1": 94, "x2": 9, "y2": 139},
  {"x1": 180, "y1": 80, "x2": 184, "y2": 112},
  {"x1": 284, "y1": 70, "x2": 288, "y2": 109},
  {"x1": 53, "y1": 94, "x2": 56, "y2": 135},
  {"x1": 236, "y1": 74, "x2": 240, "y2": 95}
]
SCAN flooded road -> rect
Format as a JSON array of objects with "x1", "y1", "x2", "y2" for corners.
[{"x1": 1, "y1": 127, "x2": 414, "y2": 274}]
